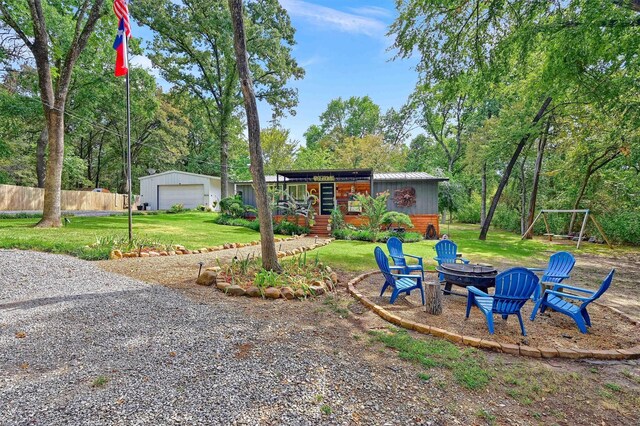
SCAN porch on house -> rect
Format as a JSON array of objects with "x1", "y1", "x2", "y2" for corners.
[{"x1": 273, "y1": 169, "x2": 374, "y2": 237}]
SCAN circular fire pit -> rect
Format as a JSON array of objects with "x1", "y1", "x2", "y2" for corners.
[{"x1": 436, "y1": 263, "x2": 497, "y2": 295}]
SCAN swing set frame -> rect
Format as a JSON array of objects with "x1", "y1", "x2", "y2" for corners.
[{"x1": 521, "y1": 209, "x2": 612, "y2": 249}]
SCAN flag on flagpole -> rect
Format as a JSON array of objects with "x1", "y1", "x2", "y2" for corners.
[
  {"x1": 113, "y1": 0, "x2": 131, "y2": 77},
  {"x1": 113, "y1": 0, "x2": 131, "y2": 38},
  {"x1": 113, "y1": 18, "x2": 128, "y2": 77}
]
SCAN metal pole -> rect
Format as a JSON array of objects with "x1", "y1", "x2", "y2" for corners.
[{"x1": 126, "y1": 61, "x2": 132, "y2": 243}]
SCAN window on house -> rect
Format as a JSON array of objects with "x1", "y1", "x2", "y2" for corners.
[{"x1": 287, "y1": 184, "x2": 307, "y2": 201}]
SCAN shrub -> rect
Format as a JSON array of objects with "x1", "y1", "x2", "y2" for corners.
[
  {"x1": 273, "y1": 220, "x2": 310, "y2": 236},
  {"x1": 355, "y1": 191, "x2": 390, "y2": 241},
  {"x1": 492, "y1": 206, "x2": 521, "y2": 233},
  {"x1": 329, "y1": 208, "x2": 345, "y2": 231},
  {"x1": 600, "y1": 210, "x2": 640, "y2": 245},
  {"x1": 168, "y1": 203, "x2": 186, "y2": 214},
  {"x1": 214, "y1": 215, "x2": 308, "y2": 235},
  {"x1": 456, "y1": 198, "x2": 481, "y2": 224},
  {"x1": 331, "y1": 228, "x2": 352, "y2": 240},
  {"x1": 213, "y1": 214, "x2": 260, "y2": 231},
  {"x1": 197, "y1": 204, "x2": 214, "y2": 212},
  {"x1": 381, "y1": 211, "x2": 414, "y2": 230},
  {"x1": 219, "y1": 195, "x2": 254, "y2": 218}
]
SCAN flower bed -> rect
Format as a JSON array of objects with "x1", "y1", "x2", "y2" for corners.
[{"x1": 196, "y1": 248, "x2": 338, "y2": 300}]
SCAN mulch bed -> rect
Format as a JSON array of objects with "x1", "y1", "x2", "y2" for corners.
[{"x1": 357, "y1": 273, "x2": 639, "y2": 350}]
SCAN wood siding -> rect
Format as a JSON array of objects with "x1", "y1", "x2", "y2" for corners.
[
  {"x1": 0, "y1": 184, "x2": 126, "y2": 211},
  {"x1": 344, "y1": 214, "x2": 440, "y2": 236}
]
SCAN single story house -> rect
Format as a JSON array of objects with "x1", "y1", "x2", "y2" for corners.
[
  {"x1": 234, "y1": 169, "x2": 448, "y2": 236},
  {"x1": 139, "y1": 170, "x2": 223, "y2": 211}
]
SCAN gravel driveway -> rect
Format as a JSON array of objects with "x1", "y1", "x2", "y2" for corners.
[{"x1": 0, "y1": 250, "x2": 447, "y2": 425}]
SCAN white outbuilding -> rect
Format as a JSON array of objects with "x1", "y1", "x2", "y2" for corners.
[{"x1": 138, "y1": 170, "x2": 222, "y2": 211}]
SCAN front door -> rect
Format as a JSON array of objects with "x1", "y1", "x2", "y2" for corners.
[{"x1": 320, "y1": 183, "x2": 335, "y2": 215}]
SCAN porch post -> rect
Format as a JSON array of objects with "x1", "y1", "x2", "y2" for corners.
[{"x1": 369, "y1": 172, "x2": 374, "y2": 196}]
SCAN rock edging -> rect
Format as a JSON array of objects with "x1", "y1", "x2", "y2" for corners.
[
  {"x1": 198, "y1": 239, "x2": 337, "y2": 300},
  {"x1": 110, "y1": 235, "x2": 316, "y2": 259},
  {"x1": 347, "y1": 271, "x2": 640, "y2": 360}
]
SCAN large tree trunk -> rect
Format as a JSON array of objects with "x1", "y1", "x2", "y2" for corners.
[
  {"x1": 525, "y1": 118, "x2": 550, "y2": 238},
  {"x1": 480, "y1": 162, "x2": 487, "y2": 226},
  {"x1": 479, "y1": 97, "x2": 552, "y2": 240},
  {"x1": 39, "y1": 109, "x2": 65, "y2": 226},
  {"x1": 228, "y1": 0, "x2": 280, "y2": 271},
  {"x1": 36, "y1": 127, "x2": 48, "y2": 188}
]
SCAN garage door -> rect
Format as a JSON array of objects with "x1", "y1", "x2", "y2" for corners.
[{"x1": 158, "y1": 184, "x2": 204, "y2": 210}]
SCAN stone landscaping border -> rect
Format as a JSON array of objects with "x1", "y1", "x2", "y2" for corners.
[
  {"x1": 110, "y1": 235, "x2": 316, "y2": 259},
  {"x1": 195, "y1": 238, "x2": 337, "y2": 300},
  {"x1": 347, "y1": 271, "x2": 640, "y2": 360}
]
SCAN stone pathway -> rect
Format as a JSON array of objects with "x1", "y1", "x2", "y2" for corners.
[{"x1": 98, "y1": 237, "x2": 330, "y2": 285}]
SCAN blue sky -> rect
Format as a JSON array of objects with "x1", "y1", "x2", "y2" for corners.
[{"x1": 131, "y1": 0, "x2": 418, "y2": 145}]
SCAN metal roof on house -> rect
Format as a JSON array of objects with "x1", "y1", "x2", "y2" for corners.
[
  {"x1": 139, "y1": 170, "x2": 221, "y2": 181},
  {"x1": 276, "y1": 168, "x2": 373, "y2": 180},
  {"x1": 235, "y1": 170, "x2": 447, "y2": 184},
  {"x1": 373, "y1": 172, "x2": 447, "y2": 181}
]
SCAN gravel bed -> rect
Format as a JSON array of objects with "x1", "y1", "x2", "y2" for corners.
[{"x1": 0, "y1": 250, "x2": 450, "y2": 425}]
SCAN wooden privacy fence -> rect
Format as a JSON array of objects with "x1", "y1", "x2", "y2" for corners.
[{"x1": 0, "y1": 184, "x2": 127, "y2": 211}]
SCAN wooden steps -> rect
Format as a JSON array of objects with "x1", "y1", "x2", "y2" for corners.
[{"x1": 310, "y1": 215, "x2": 331, "y2": 237}]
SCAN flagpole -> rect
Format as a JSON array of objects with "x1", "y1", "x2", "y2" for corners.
[{"x1": 126, "y1": 45, "x2": 132, "y2": 243}]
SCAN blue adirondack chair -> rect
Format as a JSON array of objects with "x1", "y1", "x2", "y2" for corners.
[
  {"x1": 375, "y1": 246, "x2": 425, "y2": 305},
  {"x1": 434, "y1": 240, "x2": 469, "y2": 281},
  {"x1": 530, "y1": 269, "x2": 615, "y2": 334},
  {"x1": 466, "y1": 267, "x2": 539, "y2": 336},
  {"x1": 387, "y1": 237, "x2": 424, "y2": 280},
  {"x1": 528, "y1": 251, "x2": 575, "y2": 300}
]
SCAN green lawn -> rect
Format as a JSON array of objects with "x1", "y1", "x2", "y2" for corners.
[
  {"x1": 313, "y1": 223, "x2": 633, "y2": 272},
  {"x1": 0, "y1": 213, "x2": 632, "y2": 265},
  {"x1": 0, "y1": 211, "x2": 263, "y2": 259}
]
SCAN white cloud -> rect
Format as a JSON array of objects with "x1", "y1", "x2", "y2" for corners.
[
  {"x1": 130, "y1": 55, "x2": 154, "y2": 72},
  {"x1": 280, "y1": 0, "x2": 387, "y2": 37},
  {"x1": 347, "y1": 6, "x2": 392, "y2": 18},
  {"x1": 299, "y1": 54, "x2": 325, "y2": 68}
]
